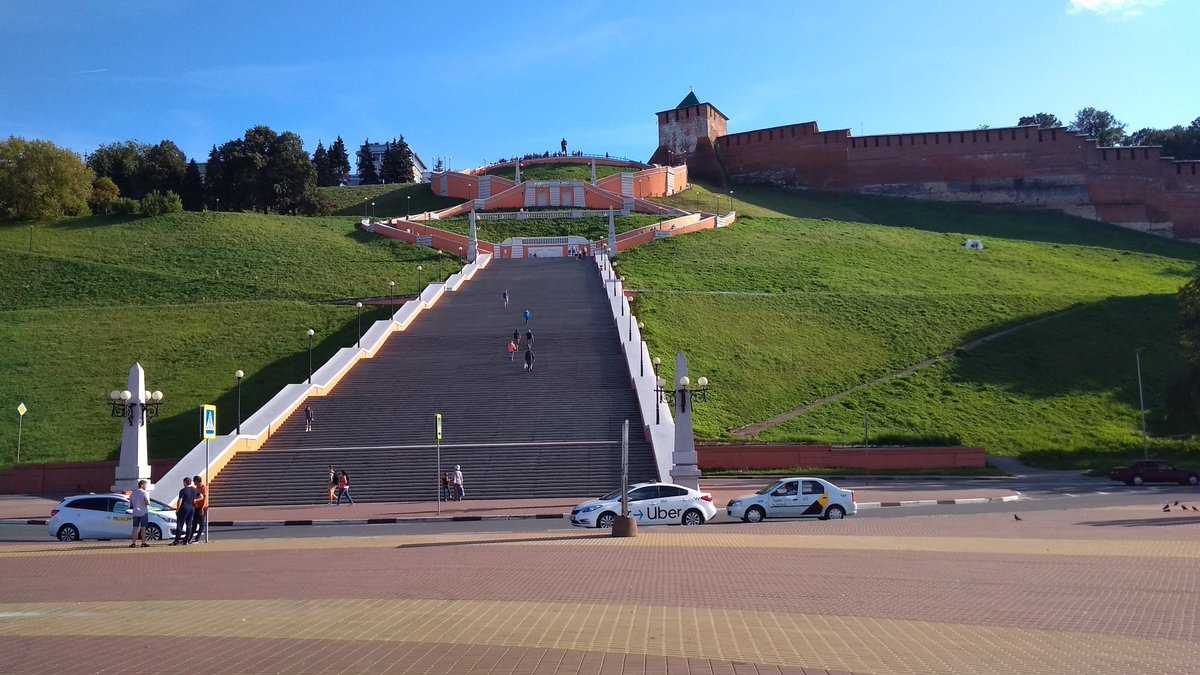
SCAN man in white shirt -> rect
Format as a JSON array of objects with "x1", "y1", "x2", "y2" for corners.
[
  {"x1": 452, "y1": 465, "x2": 464, "y2": 501},
  {"x1": 129, "y1": 480, "x2": 150, "y2": 548}
]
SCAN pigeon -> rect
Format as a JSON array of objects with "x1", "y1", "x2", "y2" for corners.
[
  {"x1": 1013, "y1": 514, "x2": 1022, "y2": 521},
  {"x1": 1163, "y1": 505, "x2": 1171, "y2": 512},
  {"x1": 1174, "y1": 501, "x2": 1180, "y2": 506}
]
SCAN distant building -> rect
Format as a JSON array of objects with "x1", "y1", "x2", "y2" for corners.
[{"x1": 348, "y1": 143, "x2": 427, "y2": 185}]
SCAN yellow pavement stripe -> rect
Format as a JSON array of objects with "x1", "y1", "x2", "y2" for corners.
[
  {"x1": 0, "y1": 598, "x2": 1194, "y2": 675},
  {"x1": 4, "y1": 530, "x2": 1200, "y2": 560}
]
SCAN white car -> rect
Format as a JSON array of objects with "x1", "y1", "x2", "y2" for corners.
[
  {"x1": 571, "y1": 482, "x2": 718, "y2": 528},
  {"x1": 726, "y1": 477, "x2": 856, "y2": 522},
  {"x1": 48, "y1": 493, "x2": 179, "y2": 542}
]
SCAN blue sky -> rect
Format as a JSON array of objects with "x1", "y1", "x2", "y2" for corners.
[{"x1": 1, "y1": 0, "x2": 1195, "y2": 168}]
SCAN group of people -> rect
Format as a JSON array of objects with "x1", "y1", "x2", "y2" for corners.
[
  {"x1": 502, "y1": 292, "x2": 538, "y2": 373},
  {"x1": 328, "y1": 466, "x2": 353, "y2": 505},
  {"x1": 441, "y1": 465, "x2": 465, "y2": 501},
  {"x1": 127, "y1": 475, "x2": 209, "y2": 548}
]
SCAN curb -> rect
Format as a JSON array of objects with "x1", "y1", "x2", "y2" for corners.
[
  {"x1": 205, "y1": 513, "x2": 566, "y2": 527},
  {"x1": 856, "y1": 494, "x2": 1022, "y2": 510}
]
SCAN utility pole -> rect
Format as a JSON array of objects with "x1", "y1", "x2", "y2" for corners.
[{"x1": 1136, "y1": 349, "x2": 1148, "y2": 459}]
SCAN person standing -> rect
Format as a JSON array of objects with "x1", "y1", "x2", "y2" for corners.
[
  {"x1": 128, "y1": 479, "x2": 150, "y2": 548},
  {"x1": 501, "y1": 290, "x2": 509, "y2": 309},
  {"x1": 328, "y1": 465, "x2": 337, "y2": 505},
  {"x1": 523, "y1": 308, "x2": 531, "y2": 325},
  {"x1": 336, "y1": 471, "x2": 353, "y2": 505},
  {"x1": 441, "y1": 471, "x2": 452, "y2": 501},
  {"x1": 452, "y1": 465, "x2": 464, "y2": 501},
  {"x1": 524, "y1": 348, "x2": 535, "y2": 373},
  {"x1": 171, "y1": 477, "x2": 198, "y2": 545},
  {"x1": 506, "y1": 338, "x2": 518, "y2": 361},
  {"x1": 191, "y1": 475, "x2": 208, "y2": 543},
  {"x1": 305, "y1": 405, "x2": 314, "y2": 432}
]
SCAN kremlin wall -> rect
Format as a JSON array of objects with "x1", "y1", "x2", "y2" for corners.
[{"x1": 652, "y1": 92, "x2": 1200, "y2": 239}]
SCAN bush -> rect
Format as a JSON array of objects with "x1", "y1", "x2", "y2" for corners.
[
  {"x1": 863, "y1": 433, "x2": 964, "y2": 447},
  {"x1": 111, "y1": 197, "x2": 139, "y2": 215},
  {"x1": 0, "y1": 137, "x2": 94, "y2": 220},
  {"x1": 138, "y1": 190, "x2": 183, "y2": 217},
  {"x1": 88, "y1": 176, "x2": 120, "y2": 214}
]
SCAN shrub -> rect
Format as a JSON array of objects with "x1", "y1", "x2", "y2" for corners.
[
  {"x1": 111, "y1": 197, "x2": 139, "y2": 215},
  {"x1": 88, "y1": 176, "x2": 120, "y2": 214},
  {"x1": 138, "y1": 190, "x2": 183, "y2": 217}
]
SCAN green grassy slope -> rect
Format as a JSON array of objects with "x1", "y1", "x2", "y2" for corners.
[
  {"x1": 483, "y1": 163, "x2": 634, "y2": 182},
  {"x1": 318, "y1": 183, "x2": 459, "y2": 218},
  {"x1": 622, "y1": 184, "x2": 1200, "y2": 468},
  {"x1": 0, "y1": 212, "x2": 448, "y2": 467},
  {"x1": 435, "y1": 215, "x2": 664, "y2": 244}
]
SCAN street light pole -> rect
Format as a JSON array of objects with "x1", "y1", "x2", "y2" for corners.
[
  {"x1": 356, "y1": 302, "x2": 363, "y2": 348},
  {"x1": 388, "y1": 280, "x2": 395, "y2": 308},
  {"x1": 418, "y1": 265, "x2": 424, "y2": 292},
  {"x1": 371, "y1": 201, "x2": 376, "y2": 219},
  {"x1": 307, "y1": 328, "x2": 315, "y2": 384},
  {"x1": 407, "y1": 195, "x2": 411, "y2": 219},
  {"x1": 1136, "y1": 348, "x2": 1148, "y2": 459},
  {"x1": 235, "y1": 370, "x2": 244, "y2": 435}
]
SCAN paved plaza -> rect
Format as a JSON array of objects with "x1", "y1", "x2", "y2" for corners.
[{"x1": 2, "y1": 501, "x2": 1199, "y2": 674}]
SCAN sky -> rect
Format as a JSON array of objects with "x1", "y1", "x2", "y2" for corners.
[{"x1": 1, "y1": 0, "x2": 1196, "y2": 169}]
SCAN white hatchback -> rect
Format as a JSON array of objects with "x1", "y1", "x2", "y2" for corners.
[
  {"x1": 570, "y1": 482, "x2": 718, "y2": 528},
  {"x1": 726, "y1": 478, "x2": 856, "y2": 522},
  {"x1": 47, "y1": 493, "x2": 179, "y2": 542}
]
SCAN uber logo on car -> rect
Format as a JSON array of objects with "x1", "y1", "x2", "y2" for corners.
[{"x1": 645, "y1": 506, "x2": 683, "y2": 521}]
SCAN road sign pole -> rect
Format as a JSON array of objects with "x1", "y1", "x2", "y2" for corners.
[
  {"x1": 436, "y1": 413, "x2": 443, "y2": 516},
  {"x1": 16, "y1": 414, "x2": 22, "y2": 464},
  {"x1": 200, "y1": 404, "x2": 217, "y2": 544},
  {"x1": 621, "y1": 419, "x2": 629, "y2": 518},
  {"x1": 205, "y1": 438, "x2": 210, "y2": 544}
]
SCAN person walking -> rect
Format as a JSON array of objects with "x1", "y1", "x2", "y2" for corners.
[
  {"x1": 523, "y1": 308, "x2": 532, "y2": 325},
  {"x1": 441, "y1": 471, "x2": 452, "y2": 501},
  {"x1": 328, "y1": 465, "x2": 337, "y2": 504},
  {"x1": 525, "y1": 328, "x2": 534, "y2": 350},
  {"x1": 501, "y1": 290, "x2": 509, "y2": 309},
  {"x1": 129, "y1": 479, "x2": 150, "y2": 548},
  {"x1": 452, "y1": 465, "x2": 464, "y2": 501},
  {"x1": 512, "y1": 329, "x2": 521, "y2": 348},
  {"x1": 191, "y1": 475, "x2": 208, "y2": 543},
  {"x1": 336, "y1": 470, "x2": 353, "y2": 505},
  {"x1": 171, "y1": 477, "x2": 198, "y2": 545},
  {"x1": 524, "y1": 348, "x2": 535, "y2": 373},
  {"x1": 305, "y1": 405, "x2": 314, "y2": 432},
  {"x1": 506, "y1": 338, "x2": 518, "y2": 361}
]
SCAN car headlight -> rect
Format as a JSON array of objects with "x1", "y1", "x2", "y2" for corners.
[{"x1": 577, "y1": 504, "x2": 601, "y2": 514}]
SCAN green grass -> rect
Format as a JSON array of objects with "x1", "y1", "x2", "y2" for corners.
[
  {"x1": 435, "y1": 215, "x2": 664, "y2": 244},
  {"x1": 620, "y1": 184, "x2": 1200, "y2": 469},
  {"x1": 483, "y1": 163, "x2": 635, "y2": 182},
  {"x1": 0, "y1": 211, "x2": 450, "y2": 467},
  {"x1": 318, "y1": 183, "x2": 460, "y2": 218}
]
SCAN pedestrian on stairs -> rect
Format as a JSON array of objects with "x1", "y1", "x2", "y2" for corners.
[
  {"x1": 523, "y1": 308, "x2": 532, "y2": 325},
  {"x1": 502, "y1": 290, "x2": 509, "y2": 309},
  {"x1": 305, "y1": 404, "x2": 314, "y2": 432},
  {"x1": 513, "y1": 329, "x2": 520, "y2": 347},
  {"x1": 524, "y1": 348, "x2": 535, "y2": 372},
  {"x1": 506, "y1": 338, "x2": 518, "y2": 361},
  {"x1": 525, "y1": 328, "x2": 534, "y2": 350}
]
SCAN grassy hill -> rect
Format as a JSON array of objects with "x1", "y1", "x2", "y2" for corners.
[
  {"x1": 483, "y1": 163, "x2": 636, "y2": 182},
  {"x1": 435, "y1": 214, "x2": 664, "y2": 244},
  {"x1": 0, "y1": 211, "x2": 448, "y2": 467},
  {"x1": 318, "y1": 183, "x2": 459, "y2": 218},
  {"x1": 622, "y1": 184, "x2": 1200, "y2": 468}
]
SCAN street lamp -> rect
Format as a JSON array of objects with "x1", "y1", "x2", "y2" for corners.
[
  {"x1": 406, "y1": 195, "x2": 411, "y2": 218},
  {"x1": 306, "y1": 328, "x2": 315, "y2": 384},
  {"x1": 653, "y1": 374, "x2": 711, "y2": 421},
  {"x1": 728, "y1": 189, "x2": 734, "y2": 213},
  {"x1": 371, "y1": 201, "x2": 376, "y2": 219},
  {"x1": 107, "y1": 388, "x2": 164, "y2": 426},
  {"x1": 417, "y1": 265, "x2": 424, "y2": 291},
  {"x1": 234, "y1": 370, "x2": 244, "y2": 434},
  {"x1": 355, "y1": 302, "x2": 363, "y2": 348},
  {"x1": 388, "y1": 280, "x2": 396, "y2": 306},
  {"x1": 619, "y1": 277, "x2": 626, "y2": 311}
]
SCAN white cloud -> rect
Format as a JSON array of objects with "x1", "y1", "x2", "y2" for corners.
[{"x1": 1068, "y1": 0, "x2": 1166, "y2": 19}]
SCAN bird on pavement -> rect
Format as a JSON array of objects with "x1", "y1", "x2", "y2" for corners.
[
  {"x1": 1174, "y1": 501, "x2": 1180, "y2": 506},
  {"x1": 1163, "y1": 505, "x2": 1171, "y2": 512},
  {"x1": 1013, "y1": 514, "x2": 1022, "y2": 521}
]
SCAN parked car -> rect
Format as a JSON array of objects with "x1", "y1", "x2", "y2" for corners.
[
  {"x1": 47, "y1": 493, "x2": 178, "y2": 542},
  {"x1": 726, "y1": 477, "x2": 857, "y2": 522},
  {"x1": 570, "y1": 482, "x2": 717, "y2": 528},
  {"x1": 1109, "y1": 461, "x2": 1200, "y2": 486}
]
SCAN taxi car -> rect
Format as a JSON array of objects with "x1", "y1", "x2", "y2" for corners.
[
  {"x1": 726, "y1": 477, "x2": 856, "y2": 522},
  {"x1": 570, "y1": 482, "x2": 718, "y2": 528},
  {"x1": 47, "y1": 493, "x2": 178, "y2": 542}
]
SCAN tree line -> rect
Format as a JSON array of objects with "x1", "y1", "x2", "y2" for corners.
[
  {"x1": 1015, "y1": 108, "x2": 1200, "y2": 158},
  {"x1": 0, "y1": 130, "x2": 418, "y2": 221}
]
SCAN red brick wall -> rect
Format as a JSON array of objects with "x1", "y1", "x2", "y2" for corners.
[
  {"x1": 697, "y1": 444, "x2": 986, "y2": 471},
  {"x1": 0, "y1": 459, "x2": 177, "y2": 496}
]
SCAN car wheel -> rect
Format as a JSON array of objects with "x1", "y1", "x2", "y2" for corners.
[
  {"x1": 743, "y1": 506, "x2": 765, "y2": 523},
  {"x1": 1132, "y1": 475, "x2": 1144, "y2": 486},
  {"x1": 823, "y1": 505, "x2": 846, "y2": 521},
  {"x1": 596, "y1": 512, "x2": 617, "y2": 529},
  {"x1": 682, "y1": 509, "x2": 705, "y2": 526},
  {"x1": 56, "y1": 524, "x2": 80, "y2": 542},
  {"x1": 145, "y1": 524, "x2": 163, "y2": 541},
  {"x1": 1186, "y1": 474, "x2": 1199, "y2": 486}
]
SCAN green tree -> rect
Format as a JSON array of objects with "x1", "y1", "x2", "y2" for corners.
[
  {"x1": 266, "y1": 131, "x2": 320, "y2": 214},
  {"x1": 89, "y1": 176, "x2": 120, "y2": 214},
  {"x1": 180, "y1": 159, "x2": 205, "y2": 211},
  {"x1": 86, "y1": 141, "x2": 146, "y2": 198},
  {"x1": 312, "y1": 141, "x2": 334, "y2": 187},
  {"x1": 0, "y1": 137, "x2": 95, "y2": 220},
  {"x1": 1128, "y1": 119, "x2": 1200, "y2": 159},
  {"x1": 380, "y1": 137, "x2": 415, "y2": 184},
  {"x1": 328, "y1": 136, "x2": 351, "y2": 185},
  {"x1": 138, "y1": 190, "x2": 183, "y2": 216},
  {"x1": 1070, "y1": 107, "x2": 1127, "y2": 147},
  {"x1": 1018, "y1": 113, "x2": 1062, "y2": 128},
  {"x1": 141, "y1": 140, "x2": 187, "y2": 196},
  {"x1": 357, "y1": 139, "x2": 380, "y2": 185}
]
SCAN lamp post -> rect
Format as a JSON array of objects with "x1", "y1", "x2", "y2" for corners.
[
  {"x1": 417, "y1": 265, "x2": 424, "y2": 292},
  {"x1": 306, "y1": 328, "x2": 315, "y2": 384},
  {"x1": 355, "y1": 302, "x2": 363, "y2": 348},
  {"x1": 388, "y1": 280, "x2": 395, "y2": 307},
  {"x1": 406, "y1": 195, "x2": 411, "y2": 218},
  {"x1": 619, "y1": 277, "x2": 625, "y2": 311},
  {"x1": 235, "y1": 370, "x2": 244, "y2": 435},
  {"x1": 107, "y1": 389, "x2": 164, "y2": 426},
  {"x1": 653, "y1": 374, "x2": 711, "y2": 422},
  {"x1": 1136, "y1": 348, "x2": 1148, "y2": 459},
  {"x1": 651, "y1": 356, "x2": 660, "y2": 384},
  {"x1": 728, "y1": 189, "x2": 734, "y2": 213}
]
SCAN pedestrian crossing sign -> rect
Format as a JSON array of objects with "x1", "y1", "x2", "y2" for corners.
[
  {"x1": 201, "y1": 404, "x2": 217, "y2": 439},
  {"x1": 435, "y1": 413, "x2": 442, "y2": 442}
]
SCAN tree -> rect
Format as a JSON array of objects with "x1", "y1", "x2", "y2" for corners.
[
  {"x1": 204, "y1": 145, "x2": 223, "y2": 210},
  {"x1": 380, "y1": 136, "x2": 415, "y2": 184},
  {"x1": 206, "y1": 126, "x2": 321, "y2": 213},
  {"x1": 180, "y1": 159, "x2": 205, "y2": 211},
  {"x1": 1127, "y1": 120, "x2": 1200, "y2": 159},
  {"x1": 86, "y1": 141, "x2": 146, "y2": 198},
  {"x1": 0, "y1": 137, "x2": 95, "y2": 220},
  {"x1": 265, "y1": 131, "x2": 320, "y2": 214},
  {"x1": 1070, "y1": 107, "x2": 1127, "y2": 147},
  {"x1": 1018, "y1": 113, "x2": 1062, "y2": 128},
  {"x1": 327, "y1": 136, "x2": 351, "y2": 185},
  {"x1": 433, "y1": 157, "x2": 445, "y2": 172},
  {"x1": 312, "y1": 141, "x2": 334, "y2": 187},
  {"x1": 140, "y1": 140, "x2": 187, "y2": 196},
  {"x1": 89, "y1": 176, "x2": 120, "y2": 215},
  {"x1": 138, "y1": 190, "x2": 183, "y2": 216},
  {"x1": 357, "y1": 139, "x2": 379, "y2": 185}
]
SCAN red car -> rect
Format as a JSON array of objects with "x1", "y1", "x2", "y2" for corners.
[{"x1": 1109, "y1": 461, "x2": 1199, "y2": 486}]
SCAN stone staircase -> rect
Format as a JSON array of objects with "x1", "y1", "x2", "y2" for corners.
[{"x1": 209, "y1": 258, "x2": 657, "y2": 506}]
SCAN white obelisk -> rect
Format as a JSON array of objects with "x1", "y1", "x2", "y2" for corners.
[{"x1": 112, "y1": 362, "x2": 153, "y2": 491}]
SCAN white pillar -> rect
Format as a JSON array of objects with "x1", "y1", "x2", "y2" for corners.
[
  {"x1": 607, "y1": 208, "x2": 618, "y2": 258},
  {"x1": 112, "y1": 362, "x2": 152, "y2": 491},
  {"x1": 590, "y1": 158, "x2": 597, "y2": 184},
  {"x1": 468, "y1": 210, "x2": 479, "y2": 263},
  {"x1": 670, "y1": 352, "x2": 701, "y2": 490},
  {"x1": 515, "y1": 159, "x2": 521, "y2": 183}
]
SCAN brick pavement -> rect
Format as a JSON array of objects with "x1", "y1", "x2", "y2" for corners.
[{"x1": 1, "y1": 505, "x2": 1199, "y2": 674}]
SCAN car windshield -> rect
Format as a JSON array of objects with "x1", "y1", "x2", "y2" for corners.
[
  {"x1": 149, "y1": 499, "x2": 173, "y2": 512},
  {"x1": 599, "y1": 489, "x2": 624, "y2": 501},
  {"x1": 756, "y1": 482, "x2": 782, "y2": 495}
]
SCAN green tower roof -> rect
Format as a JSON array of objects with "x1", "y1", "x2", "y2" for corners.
[{"x1": 676, "y1": 91, "x2": 700, "y2": 108}]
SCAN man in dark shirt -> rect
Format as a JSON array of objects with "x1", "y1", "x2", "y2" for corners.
[{"x1": 171, "y1": 477, "x2": 198, "y2": 546}]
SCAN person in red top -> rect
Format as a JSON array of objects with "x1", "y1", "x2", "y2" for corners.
[
  {"x1": 336, "y1": 471, "x2": 353, "y2": 505},
  {"x1": 191, "y1": 475, "x2": 208, "y2": 542}
]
